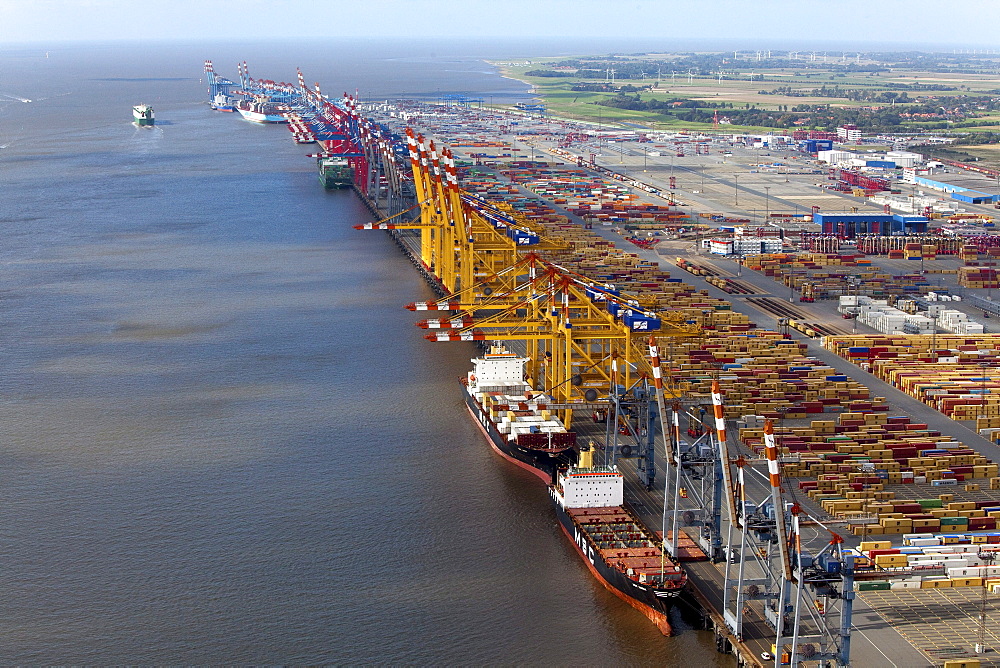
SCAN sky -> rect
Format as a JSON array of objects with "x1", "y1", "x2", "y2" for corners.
[{"x1": 1, "y1": 0, "x2": 999, "y2": 48}]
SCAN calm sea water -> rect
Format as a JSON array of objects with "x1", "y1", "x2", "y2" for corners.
[{"x1": 0, "y1": 39, "x2": 731, "y2": 665}]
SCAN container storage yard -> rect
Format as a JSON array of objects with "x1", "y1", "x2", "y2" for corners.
[{"x1": 219, "y1": 63, "x2": 1000, "y2": 666}]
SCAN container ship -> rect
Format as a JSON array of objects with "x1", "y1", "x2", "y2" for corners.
[
  {"x1": 550, "y1": 444, "x2": 686, "y2": 635},
  {"x1": 210, "y1": 93, "x2": 236, "y2": 112},
  {"x1": 318, "y1": 156, "x2": 354, "y2": 188},
  {"x1": 132, "y1": 104, "x2": 154, "y2": 126},
  {"x1": 236, "y1": 100, "x2": 288, "y2": 124},
  {"x1": 463, "y1": 345, "x2": 578, "y2": 483}
]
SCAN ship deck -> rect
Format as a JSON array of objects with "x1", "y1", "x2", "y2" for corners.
[{"x1": 568, "y1": 506, "x2": 684, "y2": 582}]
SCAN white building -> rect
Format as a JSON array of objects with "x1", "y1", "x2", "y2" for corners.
[
  {"x1": 817, "y1": 149, "x2": 855, "y2": 165},
  {"x1": 837, "y1": 126, "x2": 862, "y2": 142},
  {"x1": 887, "y1": 151, "x2": 923, "y2": 168},
  {"x1": 707, "y1": 237, "x2": 783, "y2": 255}
]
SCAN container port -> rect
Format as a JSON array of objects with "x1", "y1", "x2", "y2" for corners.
[{"x1": 211, "y1": 60, "x2": 1000, "y2": 666}]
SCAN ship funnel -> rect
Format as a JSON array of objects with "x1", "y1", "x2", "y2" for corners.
[{"x1": 578, "y1": 442, "x2": 594, "y2": 469}]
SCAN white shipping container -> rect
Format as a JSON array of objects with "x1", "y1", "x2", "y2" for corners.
[{"x1": 904, "y1": 533, "x2": 935, "y2": 542}]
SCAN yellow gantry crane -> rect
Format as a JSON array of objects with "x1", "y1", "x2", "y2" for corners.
[
  {"x1": 361, "y1": 127, "x2": 703, "y2": 427},
  {"x1": 410, "y1": 253, "x2": 700, "y2": 427},
  {"x1": 358, "y1": 128, "x2": 568, "y2": 297}
]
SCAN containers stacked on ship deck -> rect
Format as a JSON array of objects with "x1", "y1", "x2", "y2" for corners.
[{"x1": 480, "y1": 390, "x2": 569, "y2": 440}]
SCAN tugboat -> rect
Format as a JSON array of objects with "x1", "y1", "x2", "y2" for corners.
[
  {"x1": 550, "y1": 443, "x2": 687, "y2": 634},
  {"x1": 462, "y1": 345, "x2": 577, "y2": 482},
  {"x1": 132, "y1": 104, "x2": 154, "y2": 127}
]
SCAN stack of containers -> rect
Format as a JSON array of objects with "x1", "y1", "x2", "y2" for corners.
[
  {"x1": 961, "y1": 245, "x2": 981, "y2": 263},
  {"x1": 850, "y1": 536, "x2": 1000, "y2": 591},
  {"x1": 825, "y1": 334, "x2": 1000, "y2": 426},
  {"x1": 958, "y1": 266, "x2": 999, "y2": 288},
  {"x1": 903, "y1": 242, "x2": 923, "y2": 260},
  {"x1": 938, "y1": 310, "x2": 985, "y2": 335}
]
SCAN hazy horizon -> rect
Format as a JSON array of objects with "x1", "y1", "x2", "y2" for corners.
[
  {"x1": 1, "y1": 36, "x2": 997, "y2": 58},
  {"x1": 1, "y1": 1, "x2": 999, "y2": 51}
]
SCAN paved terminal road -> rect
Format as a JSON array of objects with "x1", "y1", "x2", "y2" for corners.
[{"x1": 860, "y1": 588, "x2": 1000, "y2": 667}]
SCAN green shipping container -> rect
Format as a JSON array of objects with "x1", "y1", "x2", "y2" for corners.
[
  {"x1": 918, "y1": 499, "x2": 944, "y2": 509},
  {"x1": 858, "y1": 581, "x2": 891, "y2": 591}
]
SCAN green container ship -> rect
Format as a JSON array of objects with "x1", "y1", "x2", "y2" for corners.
[
  {"x1": 132, "y1": 104, "x2": 154, "y2": 127},
  {"x1": 318, "y1": 156, "x2": 353, "y2": 189}
]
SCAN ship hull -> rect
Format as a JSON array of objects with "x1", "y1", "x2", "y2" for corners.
[
  {"x1": 132, "y1": 106, "x2": 154, "y2": 126},
  {"x1": 462, "y1": 384, "x2": 574, "y2": 483},
  {"x1": 549, "y1": 492, "x2": 680, "y2": 635},
  {"x1": 319, "y1": 169, "x2": 353, "y2": 189}
]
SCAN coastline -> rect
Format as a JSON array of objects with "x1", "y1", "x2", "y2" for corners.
[
  {"x1": 484, "y1": 59, "x2": 538, "y2": 96},
  {"x1": 486, "y1": 60, "x2": 646, "y2": 130}
]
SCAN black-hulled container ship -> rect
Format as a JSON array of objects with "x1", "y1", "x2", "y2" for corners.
[
  {"x1": 463, "y1": 346, "x2": 577, "y2": 483},
  {"x1": 549, "y1": 446, "x2": 686, "y2": 635}
]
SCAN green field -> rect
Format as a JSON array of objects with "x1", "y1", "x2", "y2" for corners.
[{"x1": 494, "y1": 52, "x2": 1000, "y2": 138}]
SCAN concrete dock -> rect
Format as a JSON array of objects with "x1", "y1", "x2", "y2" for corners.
[{"x1": 363, "y1": 99, "x2": 1000, "y2": 666}]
